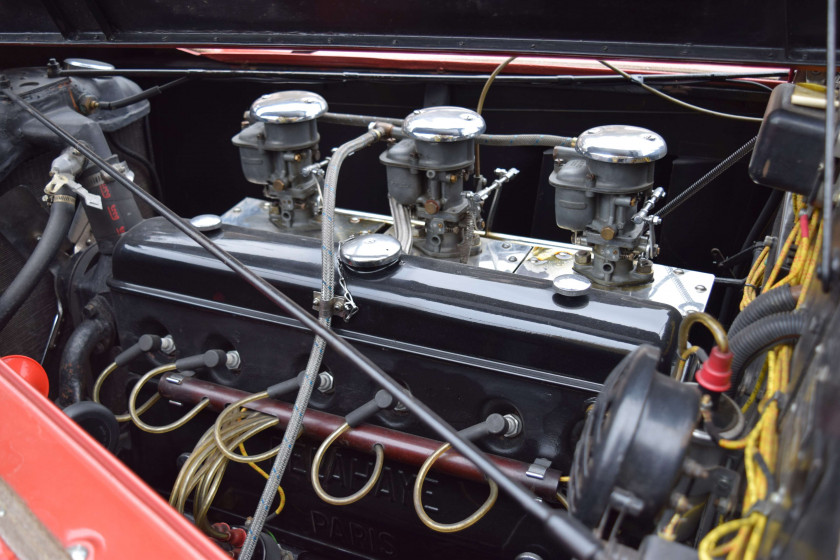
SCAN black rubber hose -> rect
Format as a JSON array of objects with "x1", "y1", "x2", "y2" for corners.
[
  {"x1": 730, "y1": 311, "x2": 806, "y2": 388},
  {"x1": 0, "y1": 196, "x2": 75, "y2": 333},
  {"x1": 57, "y1": 317, "x2": 113, "y2": 407},
  {"x1": 729, "y1": 285, "x2": 799, "y2": 338},
  {"x1": 655, "y1": 136, "x2": 758, "y2": 219},
  {"x1": 96, "y1": 77, "x2": 190, "y2": 110}
]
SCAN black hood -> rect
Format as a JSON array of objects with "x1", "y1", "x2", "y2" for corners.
[{"x1": 1, "y1": 0, "x2": 836, "y2": 66}]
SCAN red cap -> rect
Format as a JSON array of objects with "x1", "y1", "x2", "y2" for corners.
[
  {"x1": 696, "y1": 346, "x2": 733, "y2": 393},
  {"x1": 1, "y1": 355, "x2": 49, "y2": 397}
]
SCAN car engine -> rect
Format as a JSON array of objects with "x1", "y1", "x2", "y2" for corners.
[{"x1": 0, "y1": 21, "x2": 838, "y2": 560}]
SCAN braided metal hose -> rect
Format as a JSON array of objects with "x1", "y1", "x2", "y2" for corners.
[{"x1": 239, "y1": 127, "x2": 384, "y2": 560}]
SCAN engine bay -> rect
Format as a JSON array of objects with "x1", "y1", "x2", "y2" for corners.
[{"x1": 0, "y1": 42, "x2": 838, "y2": 560}]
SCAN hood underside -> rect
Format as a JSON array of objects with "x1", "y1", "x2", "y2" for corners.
[{"x1": 0, "y1": 0, "x2": 836, "y2": 66}]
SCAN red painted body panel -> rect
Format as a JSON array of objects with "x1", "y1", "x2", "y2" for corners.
[{"x1": 0, "y1": 359, "x2": 230, "y2": 560}]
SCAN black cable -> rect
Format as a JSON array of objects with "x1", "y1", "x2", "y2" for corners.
[
  {"x1": 654, "y1": 136, "x2": 758, "y2": 219},
  {"x1": 718, "y1": 189, "x2": 783, "y2": 327},
  {"x1": 96, "y1": 77, "x2": 190, "y2": 110},
  {"x1": 0, "y1": 86, "x2": 605, "y2": 560},
  {"x1": 0, "y1": 195, "x2": 75, "y2": 332},
  {"x1": 108, "y1": 133, "x2": 163, "y2": 201}
]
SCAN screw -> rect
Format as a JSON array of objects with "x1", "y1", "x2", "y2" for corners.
[
  {"x1": 695, "y1": 285, "x2": 707, "y2": 292},
  {"x1": 333, "y1": 301, "x2": 343, "y2": 311},
  {"x1": 232, "y1": 207, "x2": 242, "y2": 213},
  {"x1": 67, "y1": 545, "x2": 90, "y2": 560},
  {"x1": 312, "y1": 297, "x2": 321, "y2": 307},
  {"x1": 673, "y1": 268, "x2": 685, "y2": 275},
  {"x1": 501, "y1": 242, "x2": 512, "y2": 249},
  {"x1": 529, "y1": 257, "x2": 540, "y2": 264},
  {"x1": 508, "y1": 255, "x2": 518, "y2": 262},
  {"x1": 349, "y1": 217, "x2": 361, "y2": 224}
]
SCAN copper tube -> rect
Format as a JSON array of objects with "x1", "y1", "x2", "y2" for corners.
[{"x1": 158, "y1": 376, "x2": 562, "y2": 499}]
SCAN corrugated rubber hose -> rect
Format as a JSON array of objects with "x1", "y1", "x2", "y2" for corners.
[
  {"x1": 730, "y1": 311, "x2": 806, "y2": 389},
  {"x1": 729, "y1": 285, "x2": 799, "y2": 338}
]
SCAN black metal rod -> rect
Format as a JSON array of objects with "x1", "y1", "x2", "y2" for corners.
[
  {"x1": 822, "y1": 0, "x2": 837, "y2": 289},
  {"x1": 0, "y1": 86, "x2": 605, "y2": 560},
  {"x1": 53, "y1": 66, "x2": 787, "y2": 85}
]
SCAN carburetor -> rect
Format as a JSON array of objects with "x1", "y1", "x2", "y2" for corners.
[
  {"x1": 549, "y1": 125, "x2": 667, "y2": 287},
  {"x1": 380, "y1": 106, "x2": 486, "y2": 257},
  {"x1": 232, "y1": 91, "x2": 328, "y2": 228}
]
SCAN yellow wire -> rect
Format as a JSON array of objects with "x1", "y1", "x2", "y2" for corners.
[
  {"x1": 741, "y1": 246, "x2": 769, "y2": 309},
  {"x1": 741, "y1": 362, "x2": 767, "y2": 413},
  {"x1": 238, "y1": 442, "x2": 285, "y2": 515},
  {"x1": 763, "y1": 220, "x2": 801, "y2": 292},
  {"x1": 674, "y1": 345, "x2": 702, "y2": 380}
]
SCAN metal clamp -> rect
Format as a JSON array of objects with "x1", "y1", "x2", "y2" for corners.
[
  {"x1": 312, "y1": 291, "x2": 358, "y2": 321},
  {"x1": 45, "y1": 172, "x2": 102, "y2": 209},
  {"x1": 525, "y1": 457, "x2": 553, "y2": 480}
]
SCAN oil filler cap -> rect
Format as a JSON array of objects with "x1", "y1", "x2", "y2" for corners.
[{"x1": 339, "y1": 234, "x2": 402, "y2": 271}]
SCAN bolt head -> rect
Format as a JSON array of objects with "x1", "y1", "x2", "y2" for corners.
[
  {"x1": 574, "y1": 250, "x2": 592, "y2": 265},
  {"x1": 600, "y1": 226, "x2": 616, "y2": 241},
  {"x1": 312, "y1": 297, "x2": 320, "y2": 306},
  {"x1": 695, "y1": 284, "x2": 708, "y2": 293},
  {"x1": 424, "y1": 199, "x2": 440, "y2": 214},
  {"x1": 508, "y1": 255, "x2": 518, "y2": 262}
]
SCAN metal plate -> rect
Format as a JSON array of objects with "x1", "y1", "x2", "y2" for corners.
[{"x1": 515, "y1": 245, "x2": 714, "y2": 315}]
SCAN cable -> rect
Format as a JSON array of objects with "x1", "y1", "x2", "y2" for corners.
[
  {"x1": 598, "y1": 60, "x2": 764, "y2": 123},
  {"x1": 654, "y1": 136, "x2": 758, "y2": 219},
  {"x1": 93, "y1": 361, "x2": 160, "y2": 422},
  {"x1": 239, "y1": 442, "x2": 286, "y2": 515},
  {"x1": 127, "y1": 364, "x2": 209, "y2": 434},
  {"x1": 213, "y1": 391, "x2": 282, "y2": 463},
  {"x1": 0, "y1": 88, "x2": 606, "y2": 560},
  {"x1": 413, "y1": 442, "x2": 499, "y2": 533},
  {"x1": 677, "y1": 312, "x2": 729, "y2": 355},
  {"x1": 95, "y1": 77, "x2": 190, "y2": 110},
  {"x1": 311, "y1": 423, "x2": 385, "y2": 506}
]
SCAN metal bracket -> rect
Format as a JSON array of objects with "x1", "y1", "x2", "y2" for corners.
[
  {"x1": 45, "y1": 172, "x2": 102, "y2": 209},
  {"x1": 312, "y1": 291, "x2": 358, "y2": 321}
]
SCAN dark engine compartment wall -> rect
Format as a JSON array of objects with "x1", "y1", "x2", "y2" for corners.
[{"x1": 0, "y1": 50, "x2": 773, "y2": 290}]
